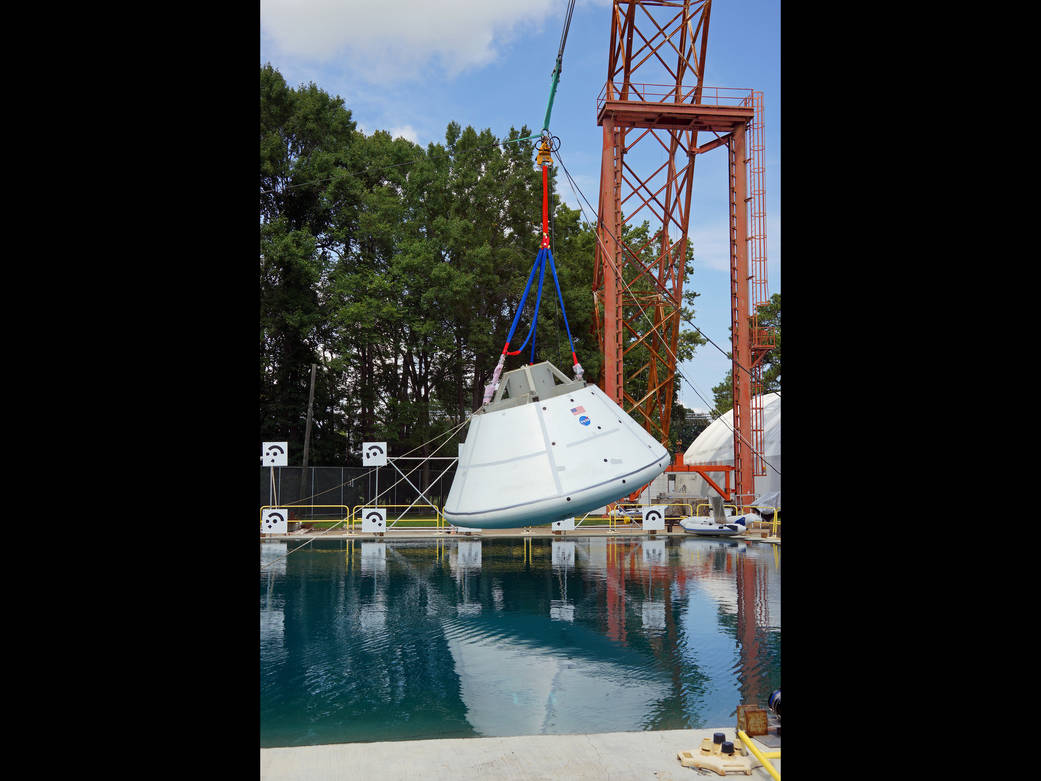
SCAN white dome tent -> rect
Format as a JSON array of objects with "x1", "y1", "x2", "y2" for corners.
[{"x1": 681, "y1": 392, "x2": 781, "y2": 511}]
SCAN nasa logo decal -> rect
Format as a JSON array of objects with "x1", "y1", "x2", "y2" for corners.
[{"x1": 579, "y1": 415, "x2": 591, "y2": 426}]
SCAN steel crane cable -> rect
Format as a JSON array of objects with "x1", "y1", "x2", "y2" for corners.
[
  {"x1": 541, "y1": 0, "x2": 576, "y2": 135},
  {"x1": 481, "y1": 135, "x2": 581, "y2": 405},
  {"x1": 551, "y1": 145, "x2": 763, "y2": 386},
  {"x1": 527, "y1": 135, "x2": 578, "y2": 367},
  {"x1": 278, "y1": 406, "x2": 477, "y2": 509},
  {"x1": 557, "y1": 150, "x2": 778, "y2": 477},
  {"x1": 551, "y1": 148, "x2": 759, "y2": 385},
  {"x1": 553, "y1": 146, "x2": 780, "y2": 480},
  {"x1": 558, "y1": 152, "x2": 780, "y2": 479},
  {"x1": 556, "y1": 0, "x2": 575, "y2": 66}
]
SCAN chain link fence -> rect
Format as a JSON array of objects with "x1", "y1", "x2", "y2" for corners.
[{"x1": 260, "y1": 464, "x2": 458, "y2": 522}]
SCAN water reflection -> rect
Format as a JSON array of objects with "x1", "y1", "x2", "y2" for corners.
[
  {"x1": 550, "y1": 540, "x2": 575, "y2": 622},
  {"x1": 359, "y1": 542, "x2": 386, "y2": 575},
  {"x1": 260, "y1": 536, "x2": 780, "y2": 747}
]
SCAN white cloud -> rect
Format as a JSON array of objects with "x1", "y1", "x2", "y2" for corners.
[
  {"x1": 261, "y1": 0, "x2": 556, "y2": 84},
  {"x1": 689, "y1": 219, "x2": 732, "y2": 273},
  {"x1": 355, "y1": 122, "x2": 422, "y2": 145},
  {"x1": 388, "y1": 125, "x2": 420, "y2": 144}
]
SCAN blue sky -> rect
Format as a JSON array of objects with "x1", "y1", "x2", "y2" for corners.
[{"x1": 260, "y1": 0, "x2": 780, "y2": 417}]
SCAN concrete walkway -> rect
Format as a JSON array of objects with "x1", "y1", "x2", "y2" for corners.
[
  {"x1": 264, "y1": 527, "x2": 781, "y2": 544},
  {"x1": 260, "y1": 727, "x2": 780, "y2": 780}
]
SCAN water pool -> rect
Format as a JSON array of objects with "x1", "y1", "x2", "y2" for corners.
[{"x1": 260, "y1": 536, "x2": 780, "y2": 747}]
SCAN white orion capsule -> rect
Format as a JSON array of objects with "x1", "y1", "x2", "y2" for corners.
[{"x1": 443, "y1": 361, "x2": 670, "y2": 529}]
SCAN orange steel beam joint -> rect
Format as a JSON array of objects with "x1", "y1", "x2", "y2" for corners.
[
  {"x1": 592, "y1": 0, "x2": 766, "y2": 506},
  {"x1": 663, "y1": 450, "x2": 733, "y2": 500}
]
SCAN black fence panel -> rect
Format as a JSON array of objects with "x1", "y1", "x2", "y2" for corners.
[{"x1": 259, "y1": 463, "x2": 458, "y2": 520}]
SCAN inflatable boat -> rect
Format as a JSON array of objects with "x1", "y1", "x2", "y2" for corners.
[{"x1": 678, "y1": 510, "x2": 761, "y2": 537}]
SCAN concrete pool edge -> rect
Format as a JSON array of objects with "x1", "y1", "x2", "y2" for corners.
[
  {"x1": 260, "y1": 727, "x2": 781, "y2": 780},
  {"x1": 261, "y1": 528, "x2": 781, "y2": 544}
]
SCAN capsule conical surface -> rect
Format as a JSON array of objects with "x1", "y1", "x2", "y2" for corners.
[{"x1": 443, "y1": 361, "x2": 670, "y2": 529}]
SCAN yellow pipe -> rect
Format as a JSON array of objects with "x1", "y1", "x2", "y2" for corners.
[{"x1": 736, "y1": 730, "x2": 779, "y2": 781}]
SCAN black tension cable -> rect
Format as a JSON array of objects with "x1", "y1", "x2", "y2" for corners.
[{"x1": 542, "y1": 0, "x2": 576, "y2": 134}]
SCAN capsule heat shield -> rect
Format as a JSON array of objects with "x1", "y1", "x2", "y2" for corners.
[{"x1": 443, "y1": 361, "x2": 670, "y2": 529}]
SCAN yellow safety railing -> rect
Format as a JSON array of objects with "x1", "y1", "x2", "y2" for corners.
[
  {"x1": 611, "y1": 503, "x2": 694, "y2": 530},
  {"x1": 694, "y1": 502, "x2": 740, "y2": 517},
  {"x1": 603, "y1": 508, "x2": 631, "y2": 532},
  {"x1": 742, "y1": 505, "x2": 780, "y2": 538},
  {"x1": 615, "y1": 502, "x2": 695, "y2": 515},
  {"x1": 350, "y1": 504, "x2": 445, "y2": 532},
  {"x1": 259, "y1": 505, "x2": 351, "y2": 534},
  {"x1": 737, "y1": 730, "x2": 780, "y2": 780}
]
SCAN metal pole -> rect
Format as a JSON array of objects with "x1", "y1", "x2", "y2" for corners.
[
  {"x1": 729, "y1": 124, "x2": 754, "y2": 507},
  {"x1": 303, "y1": 363, "x2": 317, "y2": 468},
  {"x1": 598, "y1": 115, "x2": 623, "y2": 404}
]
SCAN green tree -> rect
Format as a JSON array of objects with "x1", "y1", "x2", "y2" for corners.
[
  {"x1": 668, "y1": 402, "x2": 712, "y2": 452},
  {"x1": 260, "y1": 64, "x2": 359, "y2": 465},
  {"x1": 322, "y1": 122, "x2": 554, "y2": 469},
  {"x1": 258, "y1": 62, "x2": 719, "y2": 473},
  {"x1": 710, "y1": 292, "x2": 781, "y2": 416},
  {"x1": 596, "y1": 220, "x2": 707, "y2": 441},
  {"x1": 711, "y1": 372, "x2": 734, "y2": 416},
  {"x1": 758, "y1": 292, "x2": 781, "y2": 391}
]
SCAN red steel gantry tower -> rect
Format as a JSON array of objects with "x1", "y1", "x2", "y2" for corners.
[{"x1": 592, "y1": 0, "x2": 773, "y2": 506}]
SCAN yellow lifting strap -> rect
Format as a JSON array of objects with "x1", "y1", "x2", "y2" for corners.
[{"x1": 535, "y1": 138, "x2": 553, "y2": 167}]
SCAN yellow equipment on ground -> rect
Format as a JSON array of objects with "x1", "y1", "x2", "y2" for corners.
[{"x1": 677, "y1": 732, "x2": 758, "y2": 776}]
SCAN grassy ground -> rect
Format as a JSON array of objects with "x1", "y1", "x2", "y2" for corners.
[{"x1": 295, "y1": 518, "x2": 444, "y2": 531}]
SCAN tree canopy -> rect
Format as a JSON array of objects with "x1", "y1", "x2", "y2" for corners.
[
  {"x1": 710, "y1": 292, "x2": 781, "y2": 416},
  {"x1": 260, "y1": 65, "x2": 715, "y2": 467}
]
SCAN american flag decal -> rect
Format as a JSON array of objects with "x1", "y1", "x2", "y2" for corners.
[{"x1": 570, "y1": 406, "x2": 586, "y2": 414}]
